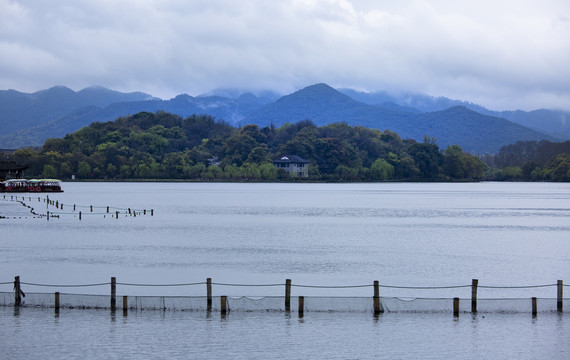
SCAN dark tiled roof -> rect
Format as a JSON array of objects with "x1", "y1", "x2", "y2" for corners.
[
  {"x1": 272, "y1": 155, "x2": 310, "y2": 164},
  {"x1": 0, "y1": 161, "x2": 28, "y2": 171}
]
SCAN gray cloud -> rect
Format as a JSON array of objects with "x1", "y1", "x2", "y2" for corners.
[{"x1": 1, "y1": 0, "x2": 569, "y2": 110}]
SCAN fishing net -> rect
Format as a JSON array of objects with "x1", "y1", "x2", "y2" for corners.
[{"x1": 0, "y1": 292, "x2": 566, "y2": 314}]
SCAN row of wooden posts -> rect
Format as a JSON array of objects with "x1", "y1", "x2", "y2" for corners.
[
  {"x1": 12, "y1": 277, "x2": 565, "y2": 317},
  {"x1": 3, "y1": 195, "x2": 153, "y2": 219}
]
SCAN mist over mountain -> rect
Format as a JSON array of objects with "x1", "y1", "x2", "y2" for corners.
[{"x1": 0, "y1": 83, "x2": 565, "y2": 153}]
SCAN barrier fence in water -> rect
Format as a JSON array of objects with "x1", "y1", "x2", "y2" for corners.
[
  {"x1": 2, "y1": 276, "x2": 567, "y2": 317},
  {"x1": 1, "y1": 194, "x2": 153, "y2": 219}
]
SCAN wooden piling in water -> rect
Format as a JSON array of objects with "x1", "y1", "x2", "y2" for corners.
[
  {"x1": 453, "y1": 297, "x2": 460, "y2": 317},
  {"x1": 532, "y1": 297, "x2": 537, "y2": 316},
  {"x1": 55, "y1": 292, "x2": 60, "y2": 313},
  {"x1": 151, "y1": 209, "x2": 153, "y2": 216},
  {"x1": 111, "y1": 277, "x2": 116, "y2": 311},
  {"x1": 14, "y1": 276, "x2": 22, "y2": 307},
  {"x1": 221, "y1": 296, "x2": 227, "y2": 314},
  {"x1": 471, "y1": 279, "x2": 478, "y2": 313},
  {"x1": 90, "y1": 205, "x2": 93, "y2": 212},
  {"x1": 79, "y1": 211, "x2": 81, "y2": 220},
  {"x1": 558, "y1": 280, "x2": 563, "y2": 313},
  {"x1": 116, "y1": 211, "x2": 119, "y2": 219},
  {"x1": 123, "y1": 296, "x2": 128, "y2": 316},
  {"x1": 285, "y1": 279, "x2": 291, "y2": 312},
  {"x1": 373, "y1": 280, "x2": 382, "y2": 315},
  {"x1": 207, "y1": 278, "x2": 212, "y2": 312},
  {"x1": 299, "y1": 296, "x2": 304, "y2": 317}
]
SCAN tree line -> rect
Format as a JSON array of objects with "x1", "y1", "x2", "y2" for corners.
[
  {"x1": 481, "y1": 140, "x2": 570, "y2": 181},
  {"x1": 0, "y1": 110, "x2": 526, "y2": 182}
]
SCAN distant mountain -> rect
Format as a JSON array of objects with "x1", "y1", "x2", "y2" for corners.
[
  {"x1": 487, "y1": 109, "x2": 570, "y2": 139},
  {"x1": 408, "y1": 106, "x2": 557, "y2": 154},
  {"x1": 244, "y1": 84, "x2": 556, "y2": 153},
  {"x1": 244, "y1": 83, "x2": 415, "y2": 127},
  {"x1": 0, "y1": 86, "x2": 155, "y2": 135},
  {"x1": 339, "y1": 88, "x2": 570, "y2": 140},
  {"x1": 0, "y1": 83, "x2": 562, "y2": 153},
  {"x1": 0, "y1": 90, "x2": 274, "y2": 148}
]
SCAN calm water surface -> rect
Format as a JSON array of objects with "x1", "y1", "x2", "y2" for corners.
[{"x1": 1, "y1": 182, "x2": 569, "y2": 358}]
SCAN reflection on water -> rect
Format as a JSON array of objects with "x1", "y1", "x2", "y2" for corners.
[{"x1": 1, "y1": 306, "x2": 568, "y2": 360}]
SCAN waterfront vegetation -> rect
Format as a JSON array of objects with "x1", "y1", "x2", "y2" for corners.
[{"x1": 2, "y1": 111, "x2": 569, "y2": 181}]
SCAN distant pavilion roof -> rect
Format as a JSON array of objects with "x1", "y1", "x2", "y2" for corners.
[
  {"x1": 0, "y1": 160, "x2": 28, "y2": 181},
  {"x1": 0, "y1": 161, "x2": 28, "y2": 171}
]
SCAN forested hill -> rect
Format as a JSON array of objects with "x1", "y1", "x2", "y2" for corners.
[{"x1": 5, "y1": 111, "x2": 490, "y2": 182}]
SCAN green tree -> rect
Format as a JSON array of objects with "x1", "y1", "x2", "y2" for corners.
[
  {"x1": 443, "y1": 145, "x2": 467, "y2": 179},
  {"x1": 42, "y1": 164, "x2": 58, "y2": 178},
  {"x1": 370, "y1": 158, "x2": 395, "y2": 180},
  {"x1": 77, "y1": 161, "x2": 91, "y2": 179},
  {"x1": 408, "y1": 143, "x2": 443, "y2": 179},
  {"x1": 546, "y1": 154, "x2": 570, "y2": 181}
]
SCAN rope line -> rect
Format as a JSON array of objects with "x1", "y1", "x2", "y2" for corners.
[
  {"x1": 1, "y1": 281, "x2": 564, "y2": 290},
  {"x1": 479, "y1": 284, "x2": 556, "y2": 289},
  {"x1": 20, "y1": 282, "x2": 110, "y2": 288},
  {"x1": 292, "y1": 284, "x2": 372, "y2": 289},
  {"x1": 117, "y1": 282, "x2": 205, "y2": 287},
  {"x1": 379, "y1": 284, "x2": 471, "y2": 289},
  {"x1": 212, "y1": 282, "x2": 284, "y2": 287}
]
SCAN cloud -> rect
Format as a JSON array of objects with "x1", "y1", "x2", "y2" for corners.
[{"x1": 1, "y1": 0, "x2": 569, "y2": 110}]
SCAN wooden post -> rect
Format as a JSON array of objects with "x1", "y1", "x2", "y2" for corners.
[
  {"x1": 471, "y1": 279, "x2": 478, "y2": 313},
  {"x1": 123, "y1": 296, "x2": 128, "y2": 316},
  {"x1": 453, "y1": 297, "x2": 460, "y2": 317},
  {"x1": 47, "y1": 211, "x2": 49, "y2": 221},
  {"x1": 14, "y1": 276, "x2": 22, "y2": 307},
  {"x1": 116, "y1": 211, "x2": 119, "y2": 219},
  {"x1": 285, "y1": 279, "x2": 292, "y2": 312},
  {"x1": 111, "y1": 277, "x2": 116, "y2": 311},
  {"x1": 79, "y1": 211, "x2": 82, "y2": 220},
  {"x1": 151, "y1": 209, "x2": 153, "y2": 216},
  {"x1": 128, "y1": 208, "x2": 131, "y2": 215},
  {"x1": 61, "y1": 203, "x2": 63, "y2": 210},
  {"x1": 90, "y1": 205, "x2": 93, "y2": 212},
  {"x1": 73, "y1": 204, "x2": 76, "y2": 211},
  {"x1": 55, "y1": 292, "x2": 60, "y2": 313},
  {"x1": 207, "y1": 278, "x2": 212, "y2": 312},
  {"x1": 106, "y1": 206, "x2": 109, "y2": 213},
  {"x1": 373, "y1": 280, "x2": 381, "y2": 315},
  {"x1": 144, "y1": 209, "x2": 146, "y2": 215},
  {"x1": 221, "y1": 296, "x2": 227, "y2": 314},
  {"x1": 298, "y1": 296, "x2": 304, "y2": 317},
  {"x1": 558, "y1": 280, "x2": 563, "y2": 313},
  {"x1": 532, "y1": 297, "x2": 537, "y2": 316},
  {"x1": 56, "y1": 200, "x2": 59, "y2": 208}
]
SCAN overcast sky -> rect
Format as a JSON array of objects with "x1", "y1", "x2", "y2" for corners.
[{"x1": 1, "y1": 0, "x2": 569, "y2": 111}]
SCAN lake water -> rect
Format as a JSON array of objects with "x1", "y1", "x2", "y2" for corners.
[{"x1": 1, "y1": 182, "x2": 569, "y2": 358}]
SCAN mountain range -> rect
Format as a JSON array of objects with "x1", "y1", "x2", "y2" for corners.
[{"x1": 1, "y1": 83, "x2": 567, "y2": 154}]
